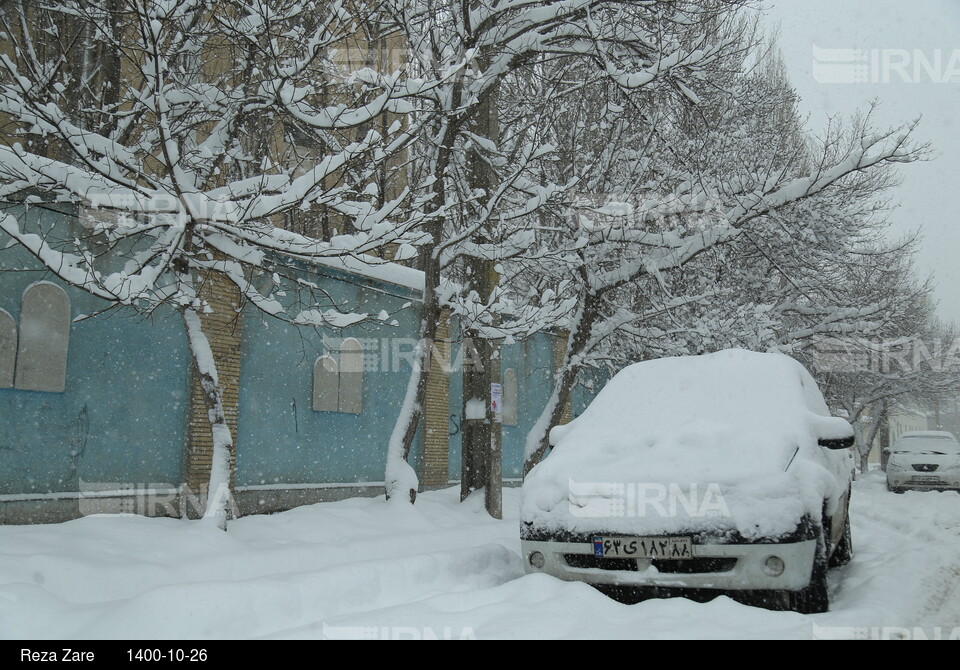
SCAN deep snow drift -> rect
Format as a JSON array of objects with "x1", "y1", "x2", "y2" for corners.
[{"x1": 0, "y1": 470, "x2": 958, "y2": 640}]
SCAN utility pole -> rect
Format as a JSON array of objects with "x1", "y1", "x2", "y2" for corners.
[{"x1": 459, "y1": 46, "x2": 502, "y2": 518}]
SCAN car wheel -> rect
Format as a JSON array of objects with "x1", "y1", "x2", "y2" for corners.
[
  {"x1": 788, "y1": 535, "x2": 829, "y2": 614},
  {"x1": 829, "y1": 508, "x2": 853, "y2": 568}
]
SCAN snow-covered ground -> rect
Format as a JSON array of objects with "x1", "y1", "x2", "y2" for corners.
[{"x1": 1, "y1": 469, "x2": 958, "y2": 640}]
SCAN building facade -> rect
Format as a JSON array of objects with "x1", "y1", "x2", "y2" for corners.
[{"x1": 0, "y1": 203, "x2": 597, "y2": 524}]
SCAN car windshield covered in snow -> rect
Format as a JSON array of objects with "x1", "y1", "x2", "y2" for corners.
[{"x1": 891, "y1": 433, "x2": 960, "y2": 455}]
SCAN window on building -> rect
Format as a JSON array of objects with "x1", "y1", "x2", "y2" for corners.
[
  {"x1": 503, "y1": 368, "x2": 518, "y2": 426},
  {"x1": 312, "y1": 338, "x2": 364, "y2": 414},
  {"x1": 338, "y1": 338, "x2": 363, "y2": 414},
  {"x1": 0, "y1": 309, "x2": 16, "y2": 389},
  {"x1": 313, "y1": 355, "x2": 339, "y2": 412},
  {"x1": 15, "y1": 282, "x2": 71, "y2": 393}
]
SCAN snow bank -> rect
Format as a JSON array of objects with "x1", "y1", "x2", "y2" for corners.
[
  {"x1": 0, "y1": 478, "x2": 958, "y2": 639},
  {"x1": 0, "y1": 492, "x2": 521, "y2": 639}
]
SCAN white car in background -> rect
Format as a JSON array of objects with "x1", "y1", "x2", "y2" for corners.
[
  {"x1": 885, "y1": 431, "x2": 960, "y2": 493},
  {"x1": 521, "y1": 349, "x2": 855, "y2": 613}
]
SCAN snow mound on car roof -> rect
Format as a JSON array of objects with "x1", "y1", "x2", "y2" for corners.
[{"x1": 522, "y1": 349, "x2": 853, "y2": 538}]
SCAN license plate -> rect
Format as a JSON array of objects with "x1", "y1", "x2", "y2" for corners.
[
  {"x1": 911, "y1": 476, "x2": 941, "y2": 483},
  {"x1": 593, "y1": 536, "x2": 693, "y2": 560}
]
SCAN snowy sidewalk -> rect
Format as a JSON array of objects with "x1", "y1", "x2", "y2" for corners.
[{"x1": 1, "y1": 473, "x2": 958, "y2": 639}]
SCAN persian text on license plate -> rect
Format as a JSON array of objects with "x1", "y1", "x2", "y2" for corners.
[
  {"x1": 911, "y1": 476, "x2": 941, "y2": 483},
  {"x1": 593, "y1": 536, "x2": 693, "y2": 560}
]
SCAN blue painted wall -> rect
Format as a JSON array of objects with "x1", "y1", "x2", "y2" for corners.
[
  {"x1": 0, "y1": 203, "x2": 605, "y2": 499},
  {"x1": 572, "y1": 365, "x2": 614, "y2": 419},
  {"x1": 447, "y1": 329, "x2": 558, "y2": 481},
  {"x1": 0, "y1": 204, "x2": 189, "y2": 495},
  {"x1": 235, "y1": 264, "x2": 424, "y2": 486}
]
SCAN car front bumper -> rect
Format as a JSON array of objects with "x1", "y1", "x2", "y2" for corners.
[
  {"x1": 521, "y1": 537, "x2": 819, "y2": 592},
  {"x1": 887, "y1": 471, "x2": 960, "y2": 491}
]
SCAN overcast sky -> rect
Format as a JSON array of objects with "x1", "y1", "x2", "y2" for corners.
[{"x1": 763, "y1": 0, "x2": 960, "y2": 325}]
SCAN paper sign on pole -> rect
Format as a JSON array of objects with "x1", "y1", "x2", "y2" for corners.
[{"x1": 490, "y1": 382, "x2": 503, "y2": 422}]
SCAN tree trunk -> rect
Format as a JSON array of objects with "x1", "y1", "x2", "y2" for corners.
[
  {"x1": 460, "y1": 330, "x2": 502, "y2": 518},
  {"x1": 385, "y1": 133, "x2": 451, "y2": 503},
  {"x1": 461, "y1": 334, "x2": 489, "y2": 499},
  {"x1": 385, "y1": 265, "x2": 445, "y2": 503},
  {"x1": 879, "y1": 399, "x2": 891, "y2": 471},
  {"x1": 523, "y1": 295, "x2": 598, "y2": 477},
  {"x1": 486, "y1": 342, "x2": 503, "y2": 519},
  {"x1": 857, "y1": 407, "x2": 883, "y2": 474},
  {"x1": 460, "y1": 56, "x2": 503, "y2": 517},
  {"x1": 182, "y1": 308, "x2": 233, "y2": 531},
  {"x1": 385, "y1": 329, "x2": 426, "y2": 504}
]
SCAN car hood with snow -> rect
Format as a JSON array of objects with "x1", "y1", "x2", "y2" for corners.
[{"x1": 521, "y1": 349, "x2": 854, "y2": 540}]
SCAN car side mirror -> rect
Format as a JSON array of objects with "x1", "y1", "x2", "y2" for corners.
[{"x1": 818, "y1": 435, "x2": 855, "y2": 450}]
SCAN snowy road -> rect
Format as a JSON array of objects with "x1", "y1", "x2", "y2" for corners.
[{"x1": 1, "y1": 469, "x2": 958, "y2": 640}]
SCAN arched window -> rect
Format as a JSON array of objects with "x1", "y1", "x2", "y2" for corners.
[
  {"x1": 0, "y1": 309, "x2": 16, "y2": 388},
  {"x1": 313, "y1": 355, "x2": 339, "y2": 412},
  {"x1": 338, "y1": 338, "x2": 363, "y2": 414},
  {"x1": 312, "y1": 338, "x2": 364, "y2": 414},
  {"x1": 503, "y1": 368, "x2": 518, "y2": 426},
  {"x1": 15, "y1": 282, "x2": 71, "y2": 393}
]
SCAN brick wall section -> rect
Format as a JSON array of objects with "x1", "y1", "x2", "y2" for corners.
[
  {"x1": 184, "y1": 269, "x2": 243, "y2": 516},
  {"x1": 421, "y1": 308, "x2": 451, "y2": 488},
  {"x1": 554, "y1": 330, "x2": 573, "y2": 425}
]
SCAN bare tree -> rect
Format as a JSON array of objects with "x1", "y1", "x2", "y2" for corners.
[
  {"x1": 380, "y1": 0, "x2": 753, "y2": 503},
  {"x1": 516, "y1": 37, "x2": 925, "y2": 475},
  {"x1": 811, "y1": 306, "x2": 960, "y2": 472}
]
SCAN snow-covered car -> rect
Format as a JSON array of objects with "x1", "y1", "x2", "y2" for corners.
[
  {"x1": 521, "y1": 349, "x2": 855, "y2": 613},
  {"x1": 885, "y1": 431, "x2": 960, "y2": 493}
]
